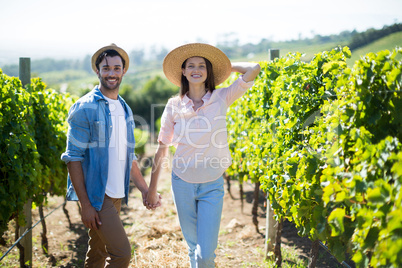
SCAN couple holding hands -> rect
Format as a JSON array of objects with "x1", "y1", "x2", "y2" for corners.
[{"x1": 61, "y1": 42, "x2": 260, "y2": 267}]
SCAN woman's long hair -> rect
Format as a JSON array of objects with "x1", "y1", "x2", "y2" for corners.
[{"x1": 180, "y1": 57, "x2": 215, "y2": 97}]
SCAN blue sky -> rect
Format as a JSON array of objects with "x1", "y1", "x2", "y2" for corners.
[{"x1": 0, "y1": 0, "x2": 401, "y2": 64}]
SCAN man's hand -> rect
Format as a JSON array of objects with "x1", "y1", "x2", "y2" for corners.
[
  {"x1": 81, "y1": 203, "x2": 102, "y2": 230},
  {"x1": 145, "y1": 192, "x2": 162, "y2": 210}
]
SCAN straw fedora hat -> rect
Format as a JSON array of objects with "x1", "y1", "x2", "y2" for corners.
[
  {"x1": 91, "y1": 43, "x2": 130, "y2": 73},
  {"x1": 163, "y1": 43, "x2": 231, "y2": 87}
]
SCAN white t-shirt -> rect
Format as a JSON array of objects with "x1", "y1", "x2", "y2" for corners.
[{"x1": 104, "y1": 96, "x2": 127, "y2": 198}]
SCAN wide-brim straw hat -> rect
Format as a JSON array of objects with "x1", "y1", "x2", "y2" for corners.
[
  {"x1": 163, "y1": 43, "x2": 231, "y2": 87},
  {"x1": 91, "y1": 43, "x2": 129, "y2": 73}
]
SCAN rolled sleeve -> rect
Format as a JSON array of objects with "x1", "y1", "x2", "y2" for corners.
[
  {"x1": 61, "y1": 104, "x2": 91, "y2": 164},
  {"x1": 157, "y1": 99, "x2": 175, "y2": 146},
  {"x1": 238, "y1": 75, "x2": 255, "y2": 88},
  {"x1": 224, "y1": 76, "x2": 254, "y2": 106}
]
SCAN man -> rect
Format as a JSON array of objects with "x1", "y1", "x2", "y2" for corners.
[{"x1": 61, "y1": 43, "x2": 160, "y2": 267}]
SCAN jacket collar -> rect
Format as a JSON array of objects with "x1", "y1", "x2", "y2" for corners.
[
  {"x1": 92, "y1": 85, "x2": 125, "y2": 103},
  {"x1": 92, "y1": 85, "x2": 106, "y2": 102},
  {"x1": 92, "y1": 85, "x2": 130, "y2": 113}
]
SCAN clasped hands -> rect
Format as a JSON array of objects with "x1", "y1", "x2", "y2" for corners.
[{"x1": 142, "y1": 191, "x2": 162, "y2": 210}]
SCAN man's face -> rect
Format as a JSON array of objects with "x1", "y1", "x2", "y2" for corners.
[{"x1": 96, "y1": 56, "x2": 125, "y2": 91}]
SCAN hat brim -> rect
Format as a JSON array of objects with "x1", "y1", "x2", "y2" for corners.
[
  {"x1": 91, "y1": 44, "x2": 130, "y2": 73},
  {"x1": 163, "y1": 43, "x2": 231, "y2": 87}
]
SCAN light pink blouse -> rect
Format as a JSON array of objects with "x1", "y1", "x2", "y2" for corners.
[{"x1": 158, "y1": 76, "x2": 254, "y2": 183}]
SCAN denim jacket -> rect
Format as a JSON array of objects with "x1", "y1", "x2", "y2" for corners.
[{"x1": 61, "y1": 86, "x2": 137, "y2": 211}]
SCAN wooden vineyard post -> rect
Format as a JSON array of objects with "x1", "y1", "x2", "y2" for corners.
[
  {"x1": 19, "y1": 57, "x2": 31, "y2": 87},
  {"x1": 269, "y1": 49, "x2": 280, "y2": 61},
  {"x1": 19, "y1": 57, "x2": 33, "y2": 267},
  {"x1": 265, "y1": 202, "x2": 277, "y2": 256},
  {"x1": 18, "y1": 200, "x2": 32, "y2": 267},
  {"x1": 265, "y1": 49, "x2": 280, "y2": 260}
]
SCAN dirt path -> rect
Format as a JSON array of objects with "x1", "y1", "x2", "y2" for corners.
[{"x1": 1, "y1": 153, "x2": 347, "y2": 267}]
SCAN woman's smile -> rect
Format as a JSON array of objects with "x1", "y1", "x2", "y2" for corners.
[{"x1": 183, "y1": 57, "x2": 208, "y2": 84}]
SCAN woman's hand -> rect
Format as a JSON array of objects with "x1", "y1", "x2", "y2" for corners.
[
  {"x1": 145, "y1": 141, "x2": 168, "y2": 210},
  {"x1": 146, "y1": 191, "x2": 162, "y2": 210},
  {"x1": 231, "y1": 62, "x2": 261, "y2": 82}
]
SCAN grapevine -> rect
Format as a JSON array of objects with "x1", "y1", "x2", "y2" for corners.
[
  {"x1": 226, "y1": 47, "x2": 402, "y2": 267},
  {"x1": 0, "y1": 69, "x2": 75, "y2": 238}
]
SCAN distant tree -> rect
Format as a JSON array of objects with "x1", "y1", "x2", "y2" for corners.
[
  {"x1": 348, "y1": 23, "x2": 402, "y2": 50},
  {"x1": 130, "y1": 49, "x2": 145, "y2": 66},
  {"x1": 1, "y1": 56, "x2": 94, "y2": 77},
  {"x1": 81, "y1": 55, "x2": 92, "y2": 73},
  {"x1": 32, "y1": 58, "x2": 74, "y2": 73},
  {"x1": 156, "y1": 47, "x2": 169, "y2": 62},
  {"x1": 1, "y1": 64, "x2": 19, "y2": 77},
  {"x1": 338, "y1": 30, "x2": 354, "y2": 42}
]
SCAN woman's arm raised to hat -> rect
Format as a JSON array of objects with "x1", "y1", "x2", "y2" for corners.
[{"x1": 231, "y1": 62, "x2": 261, "y2": 82}]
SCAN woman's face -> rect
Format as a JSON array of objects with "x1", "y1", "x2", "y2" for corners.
[{"x1": 182, "y1": 57, "x2": 208, "y2": 85}]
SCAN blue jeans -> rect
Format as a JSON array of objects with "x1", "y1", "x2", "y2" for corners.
[{"x1": 171, "y1": 172, "x2": 224, "y2": 268}]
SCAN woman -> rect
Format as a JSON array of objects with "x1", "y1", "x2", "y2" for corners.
[{"x1": 146, "y1": 43, "x2": 261, "y2": 267}]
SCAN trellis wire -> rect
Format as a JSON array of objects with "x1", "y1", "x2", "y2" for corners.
[
  {"x1": 319, "y1": 241, "x2": 353, "y2": 268},
  {"x1": 0, "y1": 201, "x2": 66, "y2": 262}
]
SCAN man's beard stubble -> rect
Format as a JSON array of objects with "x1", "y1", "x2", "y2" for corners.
[{"x1": 99, "y1": 75, "x2": 121, "y2": 91}]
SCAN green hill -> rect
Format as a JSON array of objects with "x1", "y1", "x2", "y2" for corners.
[
  {"x1": 347, "y1": 31, "x2": 402, "y2": 65},
  {"x1": 2, "y1": 25, "x2": 400, "y2": 95},
  {"x1": 242, "y1": 32, "x2": 401, "y2": 66},
  {"x1": 242, "y1": 41, "x2": 345, "y2": 62}
]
